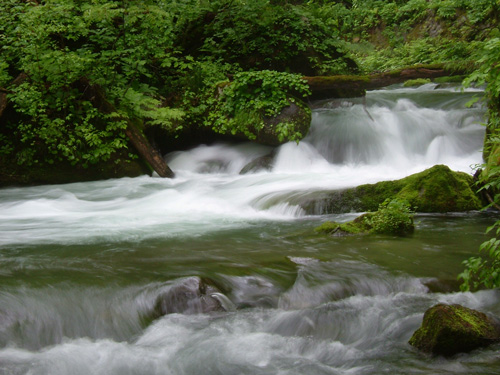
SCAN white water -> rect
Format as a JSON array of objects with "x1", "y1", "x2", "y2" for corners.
[{"x1": 0, "y1": 84, "x2": 486, "y2": 246}]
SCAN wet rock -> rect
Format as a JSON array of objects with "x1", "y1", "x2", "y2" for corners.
[
  {"x1": 409, "y1": 303, "x2": 500, "y2": 356},
  {"x1": 239, "y1": 152, "x2": 275, "y2": 174},
  {"x1": 423, "y1": 278, "x2": 461, "y2": 293},
  {"x1": 153, "y1": 277, "x2": 228, "y2": 316}
]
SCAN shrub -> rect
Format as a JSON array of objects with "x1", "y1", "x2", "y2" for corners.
[{"x1": 367, "y1": 199, "x2": 415, "y2": 235}]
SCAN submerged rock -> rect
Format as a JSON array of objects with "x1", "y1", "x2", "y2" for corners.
[
  {"x1": 409, "y1": 303, "x2": 500, "y2": 356},
  {"x1": 153, "y1": 277, "x2": 229, "y2": 316},
  {"x1": 239, "y1": 152, "x2": 275, "y2": 174},
  {"x1": 315, "y1": 214, "x2": 372, "y2": 237}
]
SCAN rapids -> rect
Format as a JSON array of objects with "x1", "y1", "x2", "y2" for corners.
[{"x1": 1, "y1": 84, "x2": 499, "y2": 374}]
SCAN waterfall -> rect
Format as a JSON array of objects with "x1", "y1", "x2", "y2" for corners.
[{"x1": 0, "y1": 84, "x2": 485, "y2": 246}]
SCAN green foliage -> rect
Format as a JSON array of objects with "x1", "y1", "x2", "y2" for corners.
[
  {"x1": 459, "y1": 162, "x2": 500, "y2": 291},
  {"x1": 0, "y1": 0, "x2": 184, "y2": 168},
  {"x1": 324, "y1": 0, "x2": 499, "y2": 73},
  {"x1": 205, "y1": 70, "x2": 311, "y2": 142},
  {"x1": 315, "y1": 198, "x2": 414, "y2": 237},
  {"x1": 367, "y1": 198, "x2": 415, "y2": 235},
  {"x1": 0, "y1": 61, "x2": 11, "y2": 87},
  {"x1": 459, "y1": 37, "x2": 500, "y2": 291},
  {"x1": 175, "y1": 0, "x2": 356, "y2": 75}
]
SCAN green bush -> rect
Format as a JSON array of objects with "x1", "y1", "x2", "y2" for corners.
[
  {"x1": 367, "y1": 199, "x2": 415, "y2": 235},
  {"x1": 205, "y1": 70, "x2": 311, "y2": 142},
  {"x1": 315, "y1": 198, "x2": 415, "y2": 237}
]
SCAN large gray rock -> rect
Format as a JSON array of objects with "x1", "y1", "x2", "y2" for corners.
[{"x1": 409, "y1": 303, "x2": 500, "y2": 356}]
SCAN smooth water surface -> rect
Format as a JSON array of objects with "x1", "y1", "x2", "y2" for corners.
[{"x1": 1, "y1": 84, "x2": 499, "y2": 374}]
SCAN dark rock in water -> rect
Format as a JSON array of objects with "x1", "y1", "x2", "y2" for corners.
[
  {"x1": 239, "y1": 152, "x2": 275, "y2": 174},
  {"x1": 154, "y1": 277, "x2": 228, "y2": 316},
  {"x1": 409, "y1": 303, "x2": 500, "y2": 356},
  {"x1": 423, "y1": 278, "x2": 461, "y2": 293}
]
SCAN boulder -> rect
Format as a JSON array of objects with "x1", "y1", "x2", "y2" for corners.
[
  {"x1": 153, "y1": 277, "x2": 228, "y2": 316},
  {"x1": 409, "y1": 303, "x2": 500, "y2": 356},
  {"x1": 299, "y1": 164, "x2": 483, "y2": 214}
]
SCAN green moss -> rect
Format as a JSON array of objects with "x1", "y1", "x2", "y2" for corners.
[
  {"x1": 314, "y1": 214, "x2": 373, "y2": 236},
  {"x1": 396, "y1": 165, "x2": 482, "y2": 212},
  {"x1": 433, "y1": 75, "x2": 465, "y2": 83},
  {"x1": 403, "y1": 78, "x2": 431, "y2": 87},
  {"x1": 314, "y1": 221, "x2": 341, "y2": 234},
  {"x1": 318, "y1": 165, "x2": 483, "y2": 214},
  {"x1": 409, "y1": 303, "x2": 500, "y2": 356},
  {"x1": 305, "y1": 75, "x2": 370, "y2": 86}
]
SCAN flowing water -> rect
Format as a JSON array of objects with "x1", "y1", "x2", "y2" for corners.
[{"x1": 1, "y1": 84, "x2": 499, "y2": 374}]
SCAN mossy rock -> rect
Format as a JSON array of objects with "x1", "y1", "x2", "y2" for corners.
[
  {"x1": 395, "y1": 165, "x2": 482, "y2": 212},
  {"x1": 409, "y1": 304, "x2": 500, "y2": 356},
  {"x1": 403, "y1": 78, "x2": 431, "y2": 87},
  {"x1": 259, "y1": 101, "x2": 311, "y2": 146},
  {"x1": 302, "y1": 165, "x2": 483, "y2": 214},
  {"x1": 314, "y1": 213, "x2": 373, "y2": 236}
]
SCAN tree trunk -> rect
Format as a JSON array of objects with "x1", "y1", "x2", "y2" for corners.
[
  {"x1": 124, "y1": 119, "x2": 175, "y2": 178},
  {"x1": 82, "y1": 80, "x2": 175, "y2": 178}
]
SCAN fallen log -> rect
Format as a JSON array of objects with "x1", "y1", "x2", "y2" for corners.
[{"x1": 305, "y1": 64, "x2": 467, "y2": 100}]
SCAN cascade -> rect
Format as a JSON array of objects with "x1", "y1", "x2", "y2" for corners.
[{"x1": 1, "y1": 84, "x2": 498, "y2": 375}]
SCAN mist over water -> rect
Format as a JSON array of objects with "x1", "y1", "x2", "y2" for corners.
[{"x1": 1, "y1": 84, "x2": 499, "y2": 375}]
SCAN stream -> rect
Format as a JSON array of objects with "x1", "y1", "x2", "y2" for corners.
[{"x1": 1, "y1": 83, "x2": 499, "y2": 374}]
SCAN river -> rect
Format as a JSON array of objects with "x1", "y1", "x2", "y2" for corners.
[{"x1": 1, "y1": 83, "x2": 499, "y2": 374}]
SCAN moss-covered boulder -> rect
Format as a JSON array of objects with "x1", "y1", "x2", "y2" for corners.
[
  {"x1": 300, "y1": 165, "x2": 483, "y2": 214},
  {"x1": 409, "y1": 304, "x2": 500, "y2": 356}
]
